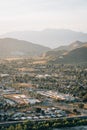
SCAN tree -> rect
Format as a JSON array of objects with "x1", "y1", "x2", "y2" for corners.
[
  {"x1": 83, "y1": 94, "x2": 87, "y2": 102},
  {"x1": 73, "y1": 109, "x2": 77, "y2": 113},
  {"x1": 15, "y1": 124, "x2": 23, "y2": 130},
  {"x1": 7, "y1": 125, "x2": 15, "y2": 130},
  {"x1": 23, "y1": 125, "x2": 27, "y2": 130},
  {"x1": 78, "y1": 103, "x2": 84, "y2": 108}
]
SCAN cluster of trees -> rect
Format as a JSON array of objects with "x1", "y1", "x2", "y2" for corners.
[{"x1": 1, "y1": 118, "x2": 87, "y2": 130}]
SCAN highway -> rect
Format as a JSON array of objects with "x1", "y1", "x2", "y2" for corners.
[{"x1": 0, "y1": 115, "x2": 87, "y2": 126}]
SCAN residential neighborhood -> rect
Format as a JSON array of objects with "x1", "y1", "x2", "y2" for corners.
[{"x1": 0, "y1": 58, "x2": 87, "y2": 123}]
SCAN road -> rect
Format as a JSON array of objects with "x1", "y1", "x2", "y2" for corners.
[{"x1": 0, "y1": 115, "x2": 87, "y2": 126}]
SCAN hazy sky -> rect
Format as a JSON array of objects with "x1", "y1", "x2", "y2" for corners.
[{"x1": 0, "y1": 0, "x2": 87, "y2": 34}]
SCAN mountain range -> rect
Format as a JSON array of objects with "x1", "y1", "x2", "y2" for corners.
[
  {"x1": 46, "y1": 41, "x2": 87, "y2": 63},
  {"x1": 0, "y1": 33, "x2": 87, "y2": 63},
  {"x1": 55, "y1": 46, "x2": 87, "y2": 64},
  {"x1": 1, "y1": 29, "x2": 87, "y2": 48}
]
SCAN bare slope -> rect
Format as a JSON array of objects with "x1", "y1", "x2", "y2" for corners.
[
  {"x1": 46, "y1": 41, "x2": 87, "y2": 63},
  {"x1": 0, "y1": 38, "x2": 50, "y2": 58},
  {"x1": 55, "y1": 46, "x2": 87, "y2": 63}
]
